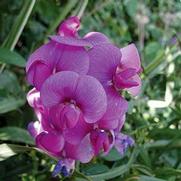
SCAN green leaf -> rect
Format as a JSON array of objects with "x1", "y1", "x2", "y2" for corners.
[
  {"x1": 2, "y1": 0, "x2": 36, "y2": 50},
  {"x1": 0, "y1": 48, "x2": 25, "y2": 67},
  {"x1": 139, "y1": 175, "x2": 166, "y2": 181},
  {"x1": 0, "y1": 97, "x2": 25, "y2": 114},
  {"x1": 124, "y1": 0, "x2": 137, "y2": 17},
  {"x1": 0, "y1": 143, "x2": 33, "y2": 161},
  {"x1": 0, "y1": 71, "x2": 22, "y2": 94},
  {"x1": 82, "y1": 163, "x2": 109, "y2": 175},
  {"x1": 145, "y1": 42, "x2": 162, "y2": 62},
  {"x1": 0, "y1": 127, "x2": 34, "y2": 145},
  {"x1": 101, "y1": 148, "x2": 124, "y2": 161},
  {"x1": 0, "y1": 71, "x2": 25, "y2": 114},
  {"x1": 90, "y1": 147, "x2": 139, "y2": 180}
]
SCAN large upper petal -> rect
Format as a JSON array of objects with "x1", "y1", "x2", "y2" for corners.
[
  {"x1": 56, "y1": 45, "x2": 89, "y2": 75},
  {"x1": 40, "y1": 71, "x2": 79, "y2": 108},
  {"x1": 88, "y1": 43, "x2": 121, "y2": 86},
  {"x1": 41, "y1": 71, "x2": 107, "y2": 123},
  {"x1": 120, "y1": 44, "x2": 141, "y2": 72}
]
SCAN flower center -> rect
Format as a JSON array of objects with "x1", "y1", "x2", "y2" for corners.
[{"x1": 50, "y1": 102, "x2": 80, "y2": 130}]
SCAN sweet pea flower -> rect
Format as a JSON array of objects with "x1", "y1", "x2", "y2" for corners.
[
  {"x1": 26, "y1": 16, "x2": 92, "y2": 90},
  {"x1": 26, "y1": 16, "x2": 141, "y2": 177},
  {"x1": 40, "y1": 71, "x2": 107, "y2": 124},
  {"x1": 87, "y1": 43, "x2": 142, "y2": 96}
]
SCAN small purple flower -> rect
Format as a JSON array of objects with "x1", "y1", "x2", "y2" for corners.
[
  {"x1": 52, "y1": 159, "x2": 75, "y2": 177},
  {"x1": 114, "y1": 133, "x2": 135, "y2": 155}
]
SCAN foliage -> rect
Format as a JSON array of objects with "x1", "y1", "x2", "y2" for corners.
[{"x1": 0, "y1": 0, "x2": 180, "y2": 180}]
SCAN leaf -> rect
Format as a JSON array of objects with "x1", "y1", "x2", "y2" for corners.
[
  {"x1": 0, "y1": 48, "x2": 26, "y2": 67},
  {"x1": 0, "y1": 127, "x2": 34, "y2": 145},
  {"x1": 0, "y1": 143, "x2": 33, "y2": 161},
  {"x1": 90, "y1": 147, "x2": 139, "y2": 180},
  {"x1": 124, "y1": 0, "x2": 137, "y2": 17},
  {"x1": 0, "y1": 71, "x2": 22, "y2": 94},
  {"x1": 101, "y1": 148, "x2": 124, "y2": 161},
  {"x1": 0, "y1": 71, "x2": 25, "y2": 114},
  {"x1": 0, "y1": 97, "x2": 25, "y2": 114},
  {"x1": 139, "y1": 175, "x2": 166, "y2": 181},
  {"x1": 81, "y1": 163, "x2": 109, "y2": 175},
  {"x1": 145, "y1": 42, "x2": 162, "y2": 62},
  {"x1": 2, "y1": 0, "x2": 36, "y2": 50},
  {"x1": 74, "y1": 170, "x2": 92, "y2": 181}
]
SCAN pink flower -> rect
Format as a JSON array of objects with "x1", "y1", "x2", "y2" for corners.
[
  {"x1": 88, "y1": 43, "x2": 142, "y2": 96},
  {"x1": 26, "y1": 16, "x2": 141, "y2": 177},
  {"x1": 26, "y1": 17, "x2": 91, "y2": 90}
]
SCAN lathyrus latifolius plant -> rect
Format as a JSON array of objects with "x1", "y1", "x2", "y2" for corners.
[{"x1": 26, "y1": 16, "x2": 141, "y2": 177}]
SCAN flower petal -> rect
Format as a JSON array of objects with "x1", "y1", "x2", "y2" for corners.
[
  {"x1": 40, "y1": 71, "x2": 79, "y2": 108},
  {"x1": 63, "y1": 115, "x2": 92, "y2": 145},
  {"x1": 50, "y1": 35, "x2": 92, "y2": 47},
  {"x1": 74, "y1": 75, "x2": 107, "y2": 123},
  {"x1": 88, "y1": 43, "x2": 121, "y2": 86},
  {"x1": 83, "y1": 32, "x2": 110, "y2": 45},
  {"x1": 36, "y1": 132, "x2": 64, "y2": 156},
  {"x1": 98, "y1": 88, "x2": 128, "y2": 129},
  {"x1": 26, "y1": 42, "x2": 61, "y2": 89},
  {"x1": 120, "y1": 44, "x2": 141, "y2": 72},
  {"x1": 27, "y1": 121, "x2": 42, "y2": 138},
  {"x1": 56, "y1": 45, "x2": 89, "y2": 75},
  {"x1": 127, "y1": 74, "x2": 142, "y2": 96},
  {"x1": 65, "y1": 134, "x2": 94, "y2": 163}
]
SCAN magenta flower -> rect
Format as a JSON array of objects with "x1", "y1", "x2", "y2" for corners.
[
  {"x1": 26, "y1": 16, "x2": 141, "y2": 177},
  {"x1": 88, "y1": 43, "x2": 142, "y2": 96},
  {"x1": 26, "y1": 17, "x2": 91, "y2": 90}
]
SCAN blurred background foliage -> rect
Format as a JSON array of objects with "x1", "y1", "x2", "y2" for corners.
[{"x1": 0, "y1": 0, "x2": 181, "y2": 180}]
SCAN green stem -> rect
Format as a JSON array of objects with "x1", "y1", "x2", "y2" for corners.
[
  {"x1": 2, "y1": 0, "x2": 36, "y2": 51},
  {"x1": 77, "y1": 0, "x2": 89, "y2": 18}
]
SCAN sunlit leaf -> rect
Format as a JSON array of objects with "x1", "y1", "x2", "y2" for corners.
[
  {"x1": 0, "y1": 144, "x2": 33, "y2": 161},
  {"x1": 0, "y1": 127, "x2": 34, "y2": 145}
]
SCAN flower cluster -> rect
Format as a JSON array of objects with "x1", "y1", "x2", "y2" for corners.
[{"x1": 26, "y1": 16, "x2": 141, "y2": 176}]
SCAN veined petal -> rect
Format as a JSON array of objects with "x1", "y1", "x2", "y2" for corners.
[
  {"x1": 50, "y1": 35, "x2": 92, "y2": 48},
  {"x1": 120, "y1": 44, "x2": 141, "y2": 72},
  {"x1": 83, "y1": 32, "x2": 110, "y2": 45},
  {"x1": 99, "y1": 88, "x2": 128, "y2": 130},
  {"x1": 56, "y1": 45, "x2": 89, "y2": 75},
  {"x1": 74, "y1": 75, "x2": 107, "y2": 123},
  {"x1": 63, "y1": 115, "x2": 92, "y2": 145},
  {"x1": 88, "y1": 43, "x2": 121, "y2": 86},
  {"x1": 40, "y1": 71, "x2": 79, "y2": 108},
  {"x1": 65, "y1": 134, "x2": 94, "y2": 163},
  {"x1": 26, "y1": 42, "x2": 61, "y2": 89},
  {"x1": 36, "y1": 132, "x2": 64, "y2": 156}
]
